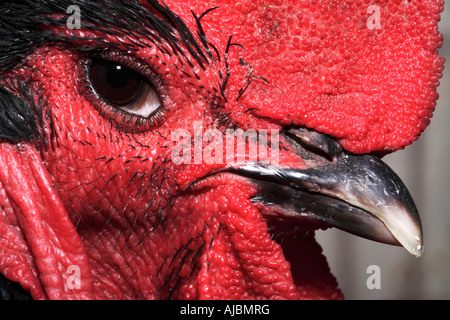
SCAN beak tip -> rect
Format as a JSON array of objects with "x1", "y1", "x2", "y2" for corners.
[
  {"x1": 411, "y1": 238, "x2": 424, "y2": 258},
  {"x1": 410, "y1": 244, "x2": 423, "y2": 258},
  {"x1": 384, "y1": 205, "x2": 423, "y2": 258},
  {"x1": 397, "y1": 231, "x2": 423, "y2": 257}
]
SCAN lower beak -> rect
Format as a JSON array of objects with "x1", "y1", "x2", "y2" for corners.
[{"x1": 228, "y1": 129, "x2": 423, "y2": 257}]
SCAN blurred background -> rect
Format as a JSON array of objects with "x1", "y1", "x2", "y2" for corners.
[{"x1": 316, "y1": 4, "x2": 450, "y2": 299}]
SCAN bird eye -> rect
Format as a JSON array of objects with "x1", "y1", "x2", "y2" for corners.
[{"x1": 88, "y1": 58, "x2": 162, "y2": 119}]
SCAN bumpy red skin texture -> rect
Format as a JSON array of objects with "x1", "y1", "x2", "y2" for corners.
[
  {"x1": 0, "y1": 0, "x2": 444, "y2": 299},
  {"x1": 221, "y1": 0, "x2": 444, "y2": 153}
]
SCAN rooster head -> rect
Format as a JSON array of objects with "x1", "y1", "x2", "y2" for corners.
[{"x1": 0, "y1": 0, "x2": 444, "y2": 299}]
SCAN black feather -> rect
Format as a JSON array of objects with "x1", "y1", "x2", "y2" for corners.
[
  {"x1": 0, "y1": 0, "x2": 210, "y2": 72},
  {"x1": 0, "y1": 80, "x2": 45, "y2": 146},
  {"x1": 0, "y1": 273, "x2": 32, "y2": 300}
]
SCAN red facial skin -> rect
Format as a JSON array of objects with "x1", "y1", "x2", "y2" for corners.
[{"x1": 0, "y1": 0, "x2": 444, "y2": 299}]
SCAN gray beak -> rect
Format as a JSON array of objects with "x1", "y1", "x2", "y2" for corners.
[{"x1": 229, "y1": 128, "x2": 423, "y2": 257}]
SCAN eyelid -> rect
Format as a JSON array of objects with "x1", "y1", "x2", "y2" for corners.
[{"x1": 92, "y1": 51, "x2": 164, "y2": 91}]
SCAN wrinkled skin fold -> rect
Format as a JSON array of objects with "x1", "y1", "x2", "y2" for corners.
[{"x1": 0, "y1": 0, "x2": 444, "y2": 299}]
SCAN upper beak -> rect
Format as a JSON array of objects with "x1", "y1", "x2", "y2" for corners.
[{"x1": 228, "y1": 127, "x2": 423, "y2": 257}]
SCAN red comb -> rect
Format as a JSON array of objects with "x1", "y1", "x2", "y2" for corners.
[{"x1": 194, "y1": 0, "x2": 445, "y2": 153}]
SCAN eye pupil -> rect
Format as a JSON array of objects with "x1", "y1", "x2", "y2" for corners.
[
  {"x1": 89, "y1": 59, "x2": 143, "y2": 106},
  {"x1": 108, "y1": 65, "x2": 130, "y2": 87}
]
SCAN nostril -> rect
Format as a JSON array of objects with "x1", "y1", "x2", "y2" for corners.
[{"x1": 281, "y1": 126, "x2": 343, "y2": 162}]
